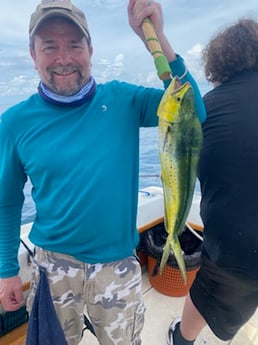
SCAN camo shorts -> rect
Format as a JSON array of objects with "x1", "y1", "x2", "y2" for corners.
[{"x1": 27, "y1": 248, "x2": 145, "y2": 345}]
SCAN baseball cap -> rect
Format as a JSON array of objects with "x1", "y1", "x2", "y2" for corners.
[{"x1": 29, "y1": 0, "x2": 91, "y2": 43}]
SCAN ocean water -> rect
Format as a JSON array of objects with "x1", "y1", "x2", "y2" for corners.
[{"x1": 21, "y1": 127, "x2": 200, "y2": 225}]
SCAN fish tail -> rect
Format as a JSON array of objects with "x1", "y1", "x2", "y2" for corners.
[
  {"x1": 172, "y1": 236, "x2": 187, "y2": 285},
  {"x1": 159, "y1": 235, "x2": 187, "y2": 285},
  {"x1": 159, "y1": 238, "x2": 172, "y2": 274}
]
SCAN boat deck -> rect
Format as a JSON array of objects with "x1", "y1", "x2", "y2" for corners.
[{"x1": 79, "y1": 267, "x2": 258, "y2": 345}]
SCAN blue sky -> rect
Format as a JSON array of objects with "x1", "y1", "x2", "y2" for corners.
[{"x1": 1, "y1": 0, "x2": 257, "y2": 113}]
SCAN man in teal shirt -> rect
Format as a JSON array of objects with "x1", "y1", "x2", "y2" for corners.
[{"x1": 0, "y1": 0, "x2": 206, "y2": 344}]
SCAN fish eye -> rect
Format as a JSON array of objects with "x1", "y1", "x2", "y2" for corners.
[{"x1": 176, "y1": 96, "x2": 181, "y2": 102}]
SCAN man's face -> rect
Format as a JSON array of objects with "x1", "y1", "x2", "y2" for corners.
[{"x1": 30, "y1": 17, "x2": 93, "y2": 96}]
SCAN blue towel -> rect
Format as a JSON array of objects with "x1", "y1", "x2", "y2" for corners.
[{"x1": 26, "y1": 266, "x2": 68, "y2": 345}]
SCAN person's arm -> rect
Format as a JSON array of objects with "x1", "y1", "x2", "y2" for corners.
[
  {"x1": 128, "y1": 0, "x2": 206, "y2": 123},
  {"x1": 0, "y1": 116, "x2": 27, "y2": 311},
  {"x1": 168, "y1": 56, "x2": 206, "y2": 124}
]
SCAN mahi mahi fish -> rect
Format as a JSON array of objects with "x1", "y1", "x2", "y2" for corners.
[{"x1": 158, "y1": 77, "x2": 202, "y2": 284}]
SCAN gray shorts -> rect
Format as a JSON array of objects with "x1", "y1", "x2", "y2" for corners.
[
  {"x1": 27, "y1": 248, "x2": 145, "y2": 345},
  {"x1": 190, "y1": 255, "x2": 258, "y2": 340}
]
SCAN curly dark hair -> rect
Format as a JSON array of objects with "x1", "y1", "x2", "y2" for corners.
[{"x1": 202, "y1": 18, "x2": 258, "y2": 83}]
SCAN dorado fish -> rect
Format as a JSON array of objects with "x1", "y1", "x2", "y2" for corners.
[{"x1": 158, "y1": 77, "x2": 202, "y2": 284}]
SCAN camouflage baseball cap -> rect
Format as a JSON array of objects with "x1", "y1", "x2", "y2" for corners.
[{"x1": 29, "y1": 0, "x2": 91, "y2": 43}]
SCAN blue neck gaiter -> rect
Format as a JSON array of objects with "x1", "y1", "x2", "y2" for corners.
[{"x1": 38, "y1": 77, "x2": 96, "y2": 106}]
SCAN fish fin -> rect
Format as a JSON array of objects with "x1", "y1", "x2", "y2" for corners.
[
  {"x1": 171, "y1": 236, "x2": 187, "y2": 285},
  {"x1": 159, "y1": 234, "x2": 187, "y2": 285},
  {"x1": 159, "y1": 238, "x2": 171, "y2": 275}
]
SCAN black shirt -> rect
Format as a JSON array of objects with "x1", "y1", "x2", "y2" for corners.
[{"x1": 199, "y1": 69, "x2": 258, "y2": 279}]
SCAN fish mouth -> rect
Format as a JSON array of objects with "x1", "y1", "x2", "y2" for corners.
[{"x1": 170, "y1": 77, "x2": 190, "y2": 95}]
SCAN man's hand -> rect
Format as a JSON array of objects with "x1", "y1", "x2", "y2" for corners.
[
  {"x1": 128, "y1": 0, "x2": 163, "y2": 41},
  {"x1": 0, "y1": 276, "x2": 24, "y2": 311},
  {"x1": 127, "y1": 0, "x2": 176, "y2": 63}
]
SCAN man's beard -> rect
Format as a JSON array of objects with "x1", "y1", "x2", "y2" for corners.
[{"x1": 47, "y1": 65, "x2": 85, "y2": 96}]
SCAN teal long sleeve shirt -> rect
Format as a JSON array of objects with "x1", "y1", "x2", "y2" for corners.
[{"x1": 0, "y1": 56, "x2": 206, "y2": 278}]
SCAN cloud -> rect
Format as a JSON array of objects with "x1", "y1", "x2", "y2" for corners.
[
  {"x1": 93, "y1": 53, "x2": 125, "y2": 82},
  {"x1": 185, "y1": 43, "x2": 205, "y2": 80},
  {"x1": 184, "y1": 43, "x2": 211, "y2": 95},
  {"x1": 187, "y1": 44, "x2": 204, "y2": 57}
]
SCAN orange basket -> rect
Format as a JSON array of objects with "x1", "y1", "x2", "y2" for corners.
[{"x1": 147, "y1": 256, "x2": 199, "y2": 297}]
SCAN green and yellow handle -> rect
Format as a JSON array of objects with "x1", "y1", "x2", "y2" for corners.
[{"x1": 142, "y1": 18, "x2": 171, "y2": 80}]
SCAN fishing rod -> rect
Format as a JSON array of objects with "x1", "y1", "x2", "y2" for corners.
[{"x1": 141, "y1": 18, "x2": 171, "y2": 81}]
